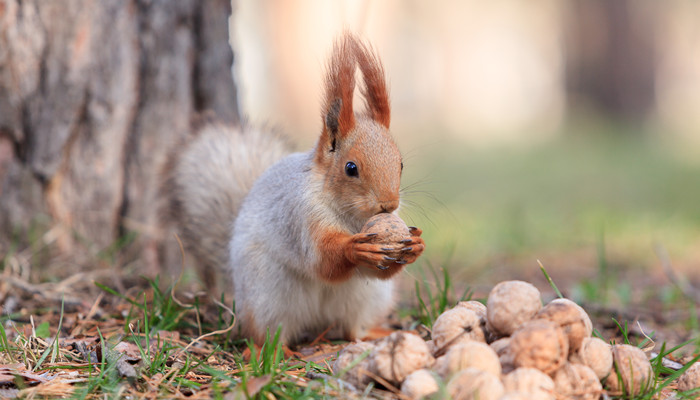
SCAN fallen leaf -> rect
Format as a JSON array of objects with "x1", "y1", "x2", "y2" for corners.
[{"x1": 0, "y1": 364, "x2": 49, "y2": 384}]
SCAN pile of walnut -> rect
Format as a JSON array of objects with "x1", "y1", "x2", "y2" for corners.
[{"x1": 333, "y1": 280, "x2": 700, "y2": 399}]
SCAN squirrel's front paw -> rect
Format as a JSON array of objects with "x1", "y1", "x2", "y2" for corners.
[
  {"x1": 396, "y1": 226, "x2": 425, "y2": 265},
  {"x1": 346, "y1": 227, "x2": 425, "y2": 272},
  {"x1": 346, "y1": 233, "x2": 399, "y2": 269}
]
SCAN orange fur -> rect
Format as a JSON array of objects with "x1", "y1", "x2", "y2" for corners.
[
  {"x1": 353, "y1": 38, "x2": 391, "y2": 129},
  {"x1": 312, "y1": 225, "x2": 356, "y2": 283},
  {"x1": 312, "y1": 223, "x2": 419, "y2": 284},
  {"x1": 321, "y1": 35, "x2": 356, "y2": 137}
]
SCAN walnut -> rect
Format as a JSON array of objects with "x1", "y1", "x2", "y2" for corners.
[
  {"x1": 486, "y1": 281, "x2": 542, "y2": 337},
  {"x1": 434, "y1": 341, "x2": 501, "y2": 378},
  {"x1": 490, "y1": 337, "x2": 515, "y2": 374},
  {"x1": 510, "y1": 319, "x2": 568, "y2": 375},
  {"x1": 456, "y1": 300, "x2": 487, "y2": 320},
  {"x1": 498, "y1": 393, "x2": 531, "y2": 400},
  {"x1": 569, "y1": 337, "x2": 613, "y2": 380},
  {"x1": 604, "y1": 344, "x2": 654, "y2": 396},
  {"x1": 490, "y1": 337, "x2": 511, "y2": 356},
  {"x1": 360, "y1": 213, "x2": 410, "y2": 266},
  {"x1": 536, "y1": 298, "x2": 592, "y2": 354},
  {"x1": 552, "y1": 363, "x2": 602, "y2": 400},
  {"x1": 447, "y1": 367, "x2": 505, "y2": 400},
  {"x1": 456, "y1": 300, "x2": 494, "y2": 341},
  {"x1": 432, "y1": 307, "x2": 486, "y2": 354},
  {"x1": 370, "y1": 331, "x2": 434, "y2": 385},
  {"x1": 677, "y1": 362, "x2": 700, "y2": 392},
  {"x1": 401, "y1": 369, "x2": 440, "y2": 399},
  {"x1": 425, "y1": 339, "x2": 438, "y2": 355},
  {"x1": 502, "y1": 367, "x2": 555, "y2": 400},
  {"x1": 332, "y1": 341, "x2": 375, "y2": 388}
]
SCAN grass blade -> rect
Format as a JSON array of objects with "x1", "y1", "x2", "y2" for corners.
[{"x1": 538, "y1": 260, "x2": 563, "y2": 298}]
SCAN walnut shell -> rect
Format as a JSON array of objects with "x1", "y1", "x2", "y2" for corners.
[
  {"x1": 498, "y1": 393, "x2": 531, "y2": 400},
  {"x1": 370, "y1": 331, "x2": 434, "y2": 385},
  {"x1": 569, "y1": 337, "x2": 613, "y2": 380},
  {"x1": 490, "y1": 337, "x2": 515, "y2": 374},
  {"x1": 432, "y1": 307, "x2": 486, "y2": 353},
  {"x1": 456, "y1": 300, "x2": 496, "y2": 341},
  {"x1": 401, "y1": 369, "x2": 440, "y2": 399},
  {"x1": 487, "y1": 281, "x2": 542, "y2": 336},
  {"x1": 510, "y1": 319, "x2": 568, "y2": 375},
  {"x1": 435, "y1": 341, "x2": 501, "y2": 378},
  {"x1": 360, "y1": 213, "x2": 410, "y2": 263},
  {"x1": 332, "y1": 341, "x2": 375, "y2": 388},
  {"x1": 552, "y1": 363, "x2": 602, "y2": 400},
  {"x1": 604, "y1": 344, "x2": 654, "y2": 396},
  {"x1": 536, "y1": 298, "x2": 592, "y2": 354},
  {"x1": 677, "y1": 362, "x2": 700, "y2": 392},
  {"x1": 502, "y1": 367, "x2": 556, "y2": 400},
  {"x1": 447, "y1": 368, "x2": 505, "y2": 400},
  {"x1": 456, "y1": 300, "x2": 487, "y2": 320}
]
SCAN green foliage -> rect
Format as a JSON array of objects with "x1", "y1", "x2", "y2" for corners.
[
  {"x1": 95, "y1": 277, "x2": 191, "y2": 335},
  {"x1": 74, "y1": 329, "x2": 124, "y2": 399},
  {"x1": 35, "y1": 321, "x2": 51, "y2": 338},
  {"x1": 0, "y1": 322, "x2": 15, "y2": 363},
  {"x1": 199, "y1": 327, "x2": 328, "y2": 399},
  {"x1": 538, "y1": 260, "x2": 563, "y2": 298},
  {"x1": 33, "y1": 297, "x2": 64, "y2": 371},
  {"x1": 412, "y1": 259, "x2": 473, "y2": 328},
  {"x1": 648, "y1": 342, "x2": 700, "y2": 398}
]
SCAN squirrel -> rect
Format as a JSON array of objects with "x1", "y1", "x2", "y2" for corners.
[{"x1": 161, "y1": 33, "x2": 425, "y2": 345}]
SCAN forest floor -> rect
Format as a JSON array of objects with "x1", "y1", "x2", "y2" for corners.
[
  {"x1": 2, "y1": 133, "x2": 700, "y2": 398},
  {"x1": 1, "y1": 253, "x2": 699, "y2": 399}
]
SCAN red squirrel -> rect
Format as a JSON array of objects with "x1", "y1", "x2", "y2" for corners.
[{"x1": 162, "y1": 33, "x2": 425, "y2": 345}]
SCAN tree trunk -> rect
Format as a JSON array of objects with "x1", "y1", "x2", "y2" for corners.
[
  {"x1": 564, "y1": 0, "x2": 656, "y2": 126},
  {"x1": 0, "y1": 0, "x2": 239, "y2": 275}
]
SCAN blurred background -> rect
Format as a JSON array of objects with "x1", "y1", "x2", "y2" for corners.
[
  {"x1": 231, "y1": 1, "x2": 700, "y2": 298},
  {"x1": 1, "y1": 0, "x2": 699, "y2": 309}
]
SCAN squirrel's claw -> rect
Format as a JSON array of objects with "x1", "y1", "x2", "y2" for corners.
[
  {"x1": 408, "y1": 226, "x2": 423, "y2": 237},
  {"x1": 347, "y1": 230, "x2": 424, "y2": 272}
]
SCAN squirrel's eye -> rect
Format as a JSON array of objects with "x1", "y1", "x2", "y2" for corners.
[{"x1": 345, "y1": 161, "x2": 359, "y2": 178}]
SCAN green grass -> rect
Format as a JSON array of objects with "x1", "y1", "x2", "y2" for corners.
[
  {"x1": 2, "y1": 265, "x2": 698, "y2": 399},
  {"x1": 410, "y1": 259, "x2": 473, "y2": 328}
]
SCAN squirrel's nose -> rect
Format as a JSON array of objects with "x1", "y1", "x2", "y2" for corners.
[{"x1": 379, "y1": 200, "x2": 399, "y2": 213}]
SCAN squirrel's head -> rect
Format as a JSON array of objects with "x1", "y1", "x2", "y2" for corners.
[{"x1": 314, "y1": 33, "x2": 402, "y2": 223}]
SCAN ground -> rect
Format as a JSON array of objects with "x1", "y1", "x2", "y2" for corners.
[{"x1": 1, "y1": 132, "x2": 699, "y2": 398}]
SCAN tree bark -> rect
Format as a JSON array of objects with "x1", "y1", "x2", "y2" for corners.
[
  {"x1": 564, "y1": 0, "x2": 656, "y2": 126},
  {"x1": 0, "y1": 0, "x2": 239, "y2": 273}
]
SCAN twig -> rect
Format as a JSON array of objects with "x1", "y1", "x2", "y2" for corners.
[
  {"x1": 2, "y1": 276, "x2": 83, "y2": 306},
  {"x1": 174, "y1": 314, "x2": 237, "y2": 358}
]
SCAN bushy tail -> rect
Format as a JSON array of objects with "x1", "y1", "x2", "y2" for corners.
[{"x1": 160, "y1": 122, "x2": 292, "y2": 285}]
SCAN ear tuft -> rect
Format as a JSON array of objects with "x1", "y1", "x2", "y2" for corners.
[
  {"x1": 322, "y1": 34, "x2": 356, "y2": 137},
  {"x1": 352, "y1": 38, "x2": 391, "y2": 129}
]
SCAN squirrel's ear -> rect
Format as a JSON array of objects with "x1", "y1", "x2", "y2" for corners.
[
  {"x1": 354, "y1": 38, "x2": 390, "y2": 129},
  {"x1": 320, "y1": 34, "x2": 356, "y2": 151},
  {"x1": 324, "y1": 98, "x2": 342, "y2": 152}
]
